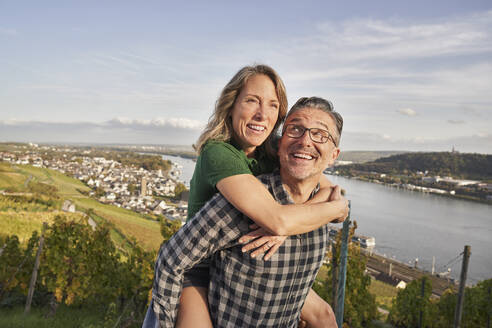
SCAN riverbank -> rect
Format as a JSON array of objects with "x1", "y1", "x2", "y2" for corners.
[{"x1": 331, "y1": 173, "x2": 492, "y2": 205}]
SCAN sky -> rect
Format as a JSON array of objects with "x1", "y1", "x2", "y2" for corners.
[{"x1": 1, "y1": 0, "x2": 491, "y2": 153}]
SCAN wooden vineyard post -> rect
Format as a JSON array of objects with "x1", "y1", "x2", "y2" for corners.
[
  {"x1": 454, "y1": 245, "x2": 471, "y2": 328},
  {"x1": 25, "y1": 222, "x2": 47, "y2": 315}
]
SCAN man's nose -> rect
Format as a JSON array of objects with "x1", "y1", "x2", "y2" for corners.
[{"x1": 297, "y1": 129, "x2": 313, "y2": 147}]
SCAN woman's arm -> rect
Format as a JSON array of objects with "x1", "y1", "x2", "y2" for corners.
[
  {"x1": 237, "y1": 182, "x2": 346, "y2": 260},
  {"x1": 216, "y1": 174, "x2": 348, "y2": 236}
]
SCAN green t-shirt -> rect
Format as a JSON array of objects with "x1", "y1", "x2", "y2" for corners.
[{"x1": 187, "y1": 140, "x2": 276, "y2": 220}]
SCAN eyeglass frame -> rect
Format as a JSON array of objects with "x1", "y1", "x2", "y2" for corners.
[{"x1": 282, "y1": 123, "x2": 337, "y2": 146}]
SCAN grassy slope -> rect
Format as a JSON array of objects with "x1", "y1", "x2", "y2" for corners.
[
  {"x1": 0, "y1": 163, "x2": 162, "y2": 251},
  {"x1": 0, "y1": 211, "x2": 84, "y2": 243},
  {"x1": 0, "y1": 163, "x2": 26, "y2": 190},
  {"x1": 315, "y1": 263, "x2": 397, "y2": 316},
  {"x1": 369, "y1": 279, "x2": 398, "y2": 310},
  {"x1": 0, "y1": 305, "x2": 108, "y2": 328}
]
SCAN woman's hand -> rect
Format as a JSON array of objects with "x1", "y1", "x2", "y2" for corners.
[{"x1": 239, "y1": 224, "x2": 287, "y2": 260}]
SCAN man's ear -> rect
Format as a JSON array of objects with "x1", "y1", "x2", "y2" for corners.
[{"x1": 331, "y1": 147, "x2": 341, "y2": 161}]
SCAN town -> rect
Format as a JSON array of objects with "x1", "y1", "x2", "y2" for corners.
[{"x1": 0, "y1": 143, "x2": 189, "y2": 221}]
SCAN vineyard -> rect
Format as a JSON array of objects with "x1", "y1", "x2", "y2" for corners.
[{"x1": 0, "y1": 162, "x2": 173, "y2": 327}]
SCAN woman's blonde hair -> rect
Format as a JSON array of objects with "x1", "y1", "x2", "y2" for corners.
[{"x1": 195, "y1": 64, "x2": 288, "y2": 158}]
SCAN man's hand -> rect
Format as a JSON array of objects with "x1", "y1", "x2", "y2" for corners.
[
  {"x1": 239, "y1": 224, "x2": 287, "y2": 260},
  {"x1": 329, "y1": 185, "x2": 348, "y2": 223}
]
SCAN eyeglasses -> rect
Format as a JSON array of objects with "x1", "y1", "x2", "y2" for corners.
[{"x1": 283, "y1": 124, "x2": 336, "y2": 145}]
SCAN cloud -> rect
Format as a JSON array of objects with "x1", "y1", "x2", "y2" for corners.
[
  {"x1": 0, "y1": 118, "x2": 204, "y2": 145},
  {"x1": 448, "y1": 120, "x2": 465, "y2": 124},
  {"x1": 341, "y1": 131, "x2": 492, "y2": 154},
  {"x1": 397, "y1": 108, "x2": 417, "y2": 116},
  {"x1": 313, "y1": 11, "x2": 492, "y2": 62},
  {"x1": 107, "y1": 117, "x2": 204, "y2": 130}
]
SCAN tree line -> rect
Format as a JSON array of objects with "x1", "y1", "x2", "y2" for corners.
[
  {"x1": 389, "y1": 276, "x2": 492, "y2": 327},
  {"x1": 338, "y1": 152, "x2": 492, "y2": 180}
]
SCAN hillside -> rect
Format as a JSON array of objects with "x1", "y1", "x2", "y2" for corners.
[
  {"x1": 337, "y1": 152, "x2": 492, "y2": 180},
  {"x1": 0, "y1": 162, "x2": 163, "y2": 251}
]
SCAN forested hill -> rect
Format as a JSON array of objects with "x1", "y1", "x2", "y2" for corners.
[{"x1": 337, "y1": 152, "x2": 492, "y2": 180}]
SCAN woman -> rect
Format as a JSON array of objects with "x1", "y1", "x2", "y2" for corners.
[{"x1": 177, "y1": 64, "x2": 347, "y2": 328}]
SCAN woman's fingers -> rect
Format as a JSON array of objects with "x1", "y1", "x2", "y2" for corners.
[
  {"x1": 249, "y1": 236, "x2": 287, "y2": 259},
  {"x1": 263, "y1": 241, "x2": 282, "y2": 261},
  {"x1": 238, "y1": 227, "x2": 265, "y2": 244},
  {"x1": 241, "y1": 235, "x2": 272, "y2": 253}
]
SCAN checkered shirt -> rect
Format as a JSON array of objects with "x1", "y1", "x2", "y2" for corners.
[{"x1": 152, "y1": 170, "x2": 329, "y2": 328}]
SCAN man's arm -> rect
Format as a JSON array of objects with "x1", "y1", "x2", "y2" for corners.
[{"x1": 152, "y1": 193, "x2": 250, "y2": 328}]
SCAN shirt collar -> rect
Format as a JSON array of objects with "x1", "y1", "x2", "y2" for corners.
[{"x1": 270, "y1": 169, "x2": 320, "y2": 205}]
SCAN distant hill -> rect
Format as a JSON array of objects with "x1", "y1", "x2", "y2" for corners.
[
  {"x1": 338, "y1": 151, "x2": 407, "y2": 163},
  {"x1": 337, "y1": 152, "x2": 492, "y2": 180}
]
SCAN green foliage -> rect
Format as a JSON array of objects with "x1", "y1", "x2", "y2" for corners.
[
  {"x1": 127, "y1": 183, "x2": 137, "y2": 194},
  {"x1": 40, "y1": 216, "x2": 120, "y2": 305},
  {"x1": 388, "y1": 276, "x2": 436, "y2": 327},
  {"x1": 174, "y1": 182, "x2": 187, "y2": 199},
  {"x1": 388, "y1": 278, "x2": 492, "y2": 327},
  {"x1": 0, "y1": 232, "x2": 38, "y2": 304},
  {"x1": 0, "y1": 304, "x2": 109, "y2": 328},
  {"x1": 312, "y1": 221, "x2": 378, "y2": 328},
  {"x1": 340, "y1": 152, "x2": 492, "y2": 180},
  {"x1": 1, "y1": 216, "x2": 155, "y2": 325},
  {"x1": 92, "y1": 151, "x2": 172, "y2": 172},
  {"x1": 0, "y1": 194, "x2": 60, "y2": 212},
  {"x1": 369, "y1": 279, "x2": 398, "y2": 310},
  {"x1": 160, "y1": 218, "x2": 181, "y2": 243},
  {"x1": 28, "y1": 181, "x2": 59, "y2": 198},
  {"x1": 116, "y1": 243, "x2": 156, "y2": 318},
  {"x1": 434, "y1": 279, "x2": 492, "y2": 328}
]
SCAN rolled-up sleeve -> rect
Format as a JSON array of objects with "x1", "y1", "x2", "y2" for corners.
[{"x1": 151, "y1": 193, "x2": 250, "y2": 328}]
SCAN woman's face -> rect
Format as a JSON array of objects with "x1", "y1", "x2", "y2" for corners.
[{"x1": 230, "y1": 74, "x2": 280, "y2": 157}]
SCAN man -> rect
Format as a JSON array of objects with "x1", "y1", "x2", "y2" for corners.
[{"x1": 151, "y1": 97, "x2": 347, "y2": 327}]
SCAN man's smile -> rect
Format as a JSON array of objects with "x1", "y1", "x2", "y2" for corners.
[{"x1": 289, "y1": 147, "x2": 319, "y2": 162}]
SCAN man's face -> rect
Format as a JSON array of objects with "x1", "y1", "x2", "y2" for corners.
[{"x1": 278, "y1": 107, "x2": 340, "y2": 181}]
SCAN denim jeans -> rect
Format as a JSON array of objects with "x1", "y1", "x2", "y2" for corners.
[{"x1": 142, "y1": 300, "x2": 159, "y2": 328}]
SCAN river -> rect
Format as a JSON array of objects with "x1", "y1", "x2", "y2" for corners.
[{"x1": 162, "y1": 155, "x2": 492, "y2": 284}]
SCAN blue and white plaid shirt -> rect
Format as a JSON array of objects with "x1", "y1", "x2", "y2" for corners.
[{"x1": 152, "y1": 170, "x2": 329, "y2": 327}]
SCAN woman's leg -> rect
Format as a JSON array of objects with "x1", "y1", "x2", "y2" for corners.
[
  {"x1": 176, "y1": 286, "x2": 213, "y2": 328},
  {"x1": 300, "y1": 288, "x2": 338, "y2": 328}
]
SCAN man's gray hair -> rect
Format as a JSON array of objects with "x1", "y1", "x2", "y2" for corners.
[{"x1": 286, "y1": 97, "x2": 343, "y2": 146}]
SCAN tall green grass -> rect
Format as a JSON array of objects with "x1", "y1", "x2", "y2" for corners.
[
  {"x1": 0, "y1": 304, "x2": 140, "y2": 328},
  {"x1": 369, "y1": 278, "x2": 398, "y2": 311}
]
